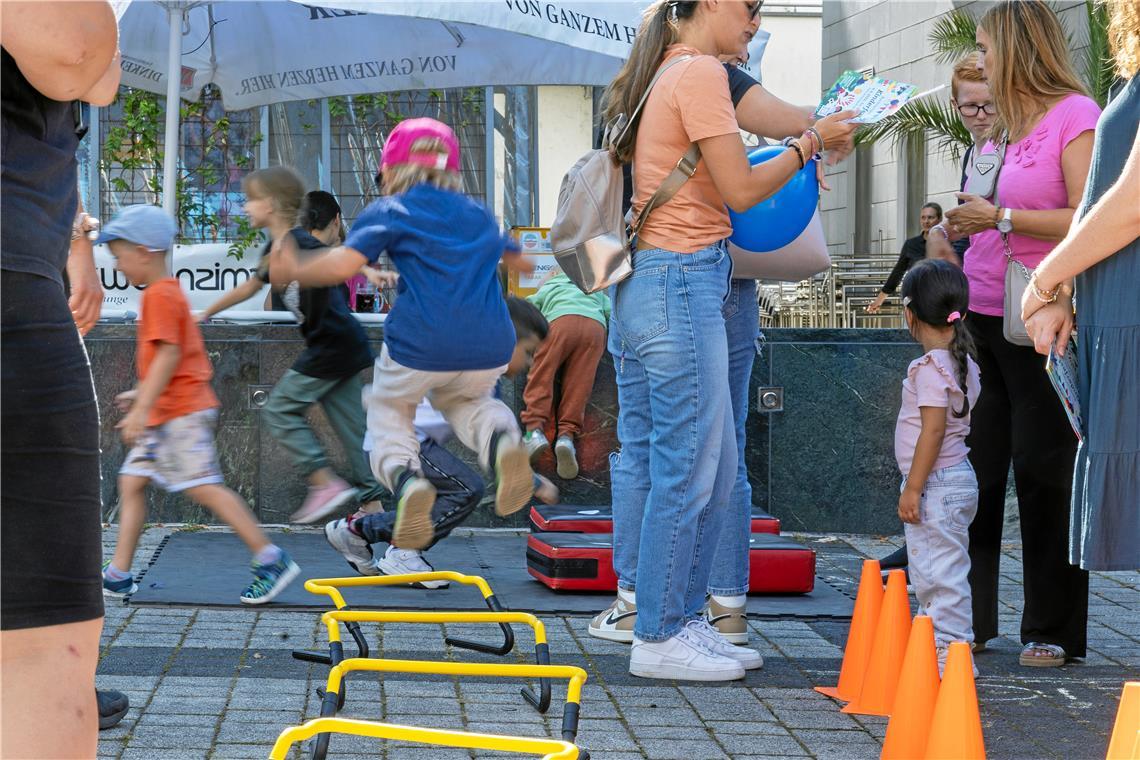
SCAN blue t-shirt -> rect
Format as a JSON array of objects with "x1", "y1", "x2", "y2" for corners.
[{"x1": 345, "y1": 184, "x2": 516, "y2": 372}]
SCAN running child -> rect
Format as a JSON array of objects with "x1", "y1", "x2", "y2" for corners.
[
  {"x1": 325, "y1": 297, "x2": 561, "y2": 586},
  {"x1": 269, "y1": 118, "x2": 537, "y2": 550},
  {"x1": 200, "y1": 177, "x2": 384, "y2": 521},
  {"x1": 521, "y1": 269, "x2": 610, "y2": 480},
  {"x1": 895, "y1": 258, "x2": 982, "y2": 674},
  {"x1": 99, "y1": 205, "x2": 299, "y2": 604}
]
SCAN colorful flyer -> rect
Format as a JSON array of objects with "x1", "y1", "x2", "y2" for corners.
[
  {"x1": 1046, "y1": 337, "x2": 1084, "y2": 442},
  {"x1": 815, "y1": 70, "x2": 918, "y2": 124}
]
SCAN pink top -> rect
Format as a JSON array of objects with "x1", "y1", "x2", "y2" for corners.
[
  {"x1": 894, "y1": 349, "x2": 982, "y2": 477},
  {"x1": 964, "y1": 93, "x2": 1101, "y2": 316}
]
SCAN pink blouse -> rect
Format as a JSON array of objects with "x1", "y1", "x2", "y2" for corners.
[
  {"x1": 963, "y1": 93, "x2": 1101, "y2": 316},
  {"x1": 895, "y1": 349, "x2": 982, "y2": 477}
]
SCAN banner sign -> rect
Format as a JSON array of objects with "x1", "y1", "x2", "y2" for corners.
[
  {"x1": 508, "y1": 227, "x2": 557, "y2": 298},
  {"x1": 94, "y1": 244, "x2": 268, "y2": 314}
]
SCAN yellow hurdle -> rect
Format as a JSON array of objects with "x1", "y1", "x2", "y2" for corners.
[{"x1": 270, "y1": 717, "x2": 580, "y2": 760}]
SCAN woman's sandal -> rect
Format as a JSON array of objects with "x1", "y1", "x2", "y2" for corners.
[{"x1": 1019, "y1": 642, "x2": 1067, "y2": 667}]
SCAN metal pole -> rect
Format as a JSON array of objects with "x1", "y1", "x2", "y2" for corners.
[
  {"x1": 161, "y1": 2, "x2": 183, "y2": 219},
  {"x1": 484, "y1": 87, "x2": 494, "y2": 212},
  {"x1": 320, "y1": 98, "x2": 331, "y2": 190}
]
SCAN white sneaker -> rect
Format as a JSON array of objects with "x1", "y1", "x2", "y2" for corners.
[
  {"x1": 376, "y1": 546, "x2": 450, "y2": 589},
  {"x1": 523, "y1": 429, "x2": 550, "y2": 460},
  {"x1": 554, "y1": 436, "x2": 579, "y2": 479},
  {"x1": 629, "y1": 628, "x2": 746, "y2": 681},
  {"x1": 324, "y1": 517, "x2": 380, "y2": 576},
  {"x1": 588, "y1": 596, "x2": 637, "y2": 643},
  {"x1": 685, "y1": 619, "x2": 763, "y2": 670}
]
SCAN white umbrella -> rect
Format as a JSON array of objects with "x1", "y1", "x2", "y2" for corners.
[{"x1": 113, "y1": 1, "x2": 770, "y2": 216}]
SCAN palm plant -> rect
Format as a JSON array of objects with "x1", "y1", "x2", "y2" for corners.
[{"x1": 858, "y1": 1, "x2": 1114, "y2": 157}]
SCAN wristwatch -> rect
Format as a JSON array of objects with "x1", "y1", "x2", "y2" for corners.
[{"x1": 996, "y1": 206, "x2": 1014, "y2": 234}]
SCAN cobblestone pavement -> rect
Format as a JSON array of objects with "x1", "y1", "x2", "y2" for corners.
[{"x1": 96, "y1": 526, "x2": 1139, "y2": 760}]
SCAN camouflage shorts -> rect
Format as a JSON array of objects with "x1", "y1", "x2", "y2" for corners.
[{"x1": 120, "y1": 408, "x2": 224, "y2": 492}]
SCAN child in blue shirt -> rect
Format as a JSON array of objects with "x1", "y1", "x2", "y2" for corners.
[{"x1": 270, "y1": 118, "x2": 535, "y2": 551}]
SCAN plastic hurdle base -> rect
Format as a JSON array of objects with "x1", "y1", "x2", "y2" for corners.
[
  {"x1": 526, "y1": 532, "x2": 816, "y2": 593},
  {"x1": 529, "y1": 503, "x2": 781, "y2": 535}
]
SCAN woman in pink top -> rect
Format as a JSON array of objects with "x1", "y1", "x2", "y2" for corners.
[{"x1": 943, "y1": 0, "x2": 1100, "y2": 669}]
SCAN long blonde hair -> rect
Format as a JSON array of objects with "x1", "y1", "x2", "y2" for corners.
[
  {"x1": 1107, "y1": 0, "x2": 1140, "y2": 77},
  {"x1": 979, "y1": 1, "x2": 1088, "y2": 141},
  {"x1": 600, "y1": 1, "x2": 699, "y2": 163},
  {"x1": 242, "y1": 166, "x2": 305, "y2": 226},
  {"x1": 381, "y1": 137, "x2": 462, "y2": 195}
]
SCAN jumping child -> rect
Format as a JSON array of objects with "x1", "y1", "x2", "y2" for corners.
[
  {"x1": 200, "y1": 177, "x2": 383, "y2": 522},
  {"x1": 895, "y1": 258, "x2": 982, "y2": 674},
  {"x1": 100, "y1": 205, "x2": 299, "y2": 604},
  {"x1": 325, "y1": 297, "x2": 561, "y2": 586},
  {"x1": 269, "y1": 118, "x2": 537, "y2": 550}
]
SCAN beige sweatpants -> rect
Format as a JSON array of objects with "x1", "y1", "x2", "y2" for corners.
[{"x1": 366, "y1": 345, "x2": 519, "y2": 491}]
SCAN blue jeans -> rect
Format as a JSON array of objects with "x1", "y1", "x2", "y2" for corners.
[
  {"x1": 708, "y1": 279, "x2": 761, "y2": 596},
  {"x1": 902, "y1": 459, "x2": 979, "y2": 647},
  {"x1": 608, "y1": 243, "x2": 737, "y2": 642}
]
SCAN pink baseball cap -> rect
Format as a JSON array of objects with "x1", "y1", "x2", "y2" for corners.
[{"x1": 379, "y1": 117, "x2": 460, "y2": 173}]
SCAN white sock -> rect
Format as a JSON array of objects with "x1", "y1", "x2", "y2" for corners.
[
  {"x1": 712, "y1": 593, "x2": 747, "y2": 608},
  {"x1": 618, "y1": 587, "x2": 636, "y2": 604},
  {"x1": 254, "y1": 544, "x2": 283, "y2": 565}
]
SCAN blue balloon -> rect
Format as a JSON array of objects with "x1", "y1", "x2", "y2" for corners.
[{"x1": 728, "y1": 145, "x2": 819, "y2": 253}]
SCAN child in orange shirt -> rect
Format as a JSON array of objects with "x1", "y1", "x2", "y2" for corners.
[{"x1": 99, "y1": 205, "x2": 299, "y2": 604}]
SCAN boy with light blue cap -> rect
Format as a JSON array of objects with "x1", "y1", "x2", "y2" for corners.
[{"x1": 99, "y1": 205, "x2": 299, "y2": 605}]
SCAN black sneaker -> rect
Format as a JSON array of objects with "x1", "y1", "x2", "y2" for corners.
[{"x1": 97, "y1": 689, "x2": 129, "y2": 730}]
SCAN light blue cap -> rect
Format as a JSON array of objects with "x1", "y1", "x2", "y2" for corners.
[{"x1": 96, "y1": 204, "x2": 177, "y2": 251}]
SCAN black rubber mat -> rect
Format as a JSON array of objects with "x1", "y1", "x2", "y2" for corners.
[{"x1": 128, "y1": 530, "x2": 853, "y2": 619}]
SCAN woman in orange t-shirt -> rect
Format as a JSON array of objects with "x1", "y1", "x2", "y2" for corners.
[{"x1": 595, "y1": 0, "x2": 855, "y2": 683}]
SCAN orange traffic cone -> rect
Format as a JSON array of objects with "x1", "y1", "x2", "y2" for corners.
[
  {"x1": 843, "y1": 568, "x2": 911, "y2": 716},
  {"x1": 924, "y1": 641, "x2": 985, "y2": 759},
  {"x1": 816, "y1": 559, "x2": 884, "y2": 701},
  {"x1": 880, "y1": 615, "x2": 940, "y2": 759},
  {"x1": 1107, "y1": 682, "x2": 1140, "y2": 760}
]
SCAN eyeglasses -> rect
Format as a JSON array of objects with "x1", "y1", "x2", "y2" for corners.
[
  {"x1": 746, "y1": 1, "x2": 763, "y2": 20},
  {"x1": 956, "y1": 102, "x2": 996, "y2": 117}
]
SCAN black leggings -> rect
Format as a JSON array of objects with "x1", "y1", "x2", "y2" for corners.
[
  {"x1": 965, "y1": 312, "x2": 1087, "y2": 656},
  {"x1": 1, "y1": 271, "x2": 104, "y2": 630},
  {"x1": 356, "y1": 438, "x2": 484, "y2": 551}
]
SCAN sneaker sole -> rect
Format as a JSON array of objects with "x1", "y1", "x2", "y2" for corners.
[
  {"x1": 713, "y1": 628, "x2": 750, "y2": 646},
  {"x1": 392, "y1": 480, "x2": 436, "y2": 550},
  {"x1": 555, "y1": 443, "x2": 579, "y2": 479},
  {"x1": 587, "y1": 624, "x2": 634, "y2": 643},
  {"x1": 375, "y1": 557, "x2": 451, "y2": 589},
  {"x1": 291, "y1": 487, "x2": 357, "y2": 525},
  {"x1": 102, "y1": 582, "x2": 138, "y2": 599},
  {"x1": 629, "y1": 661, "x2": 746, "y2": 681},
  {"x1": 494, "y1": 444, "x2": 534, "y2": 517},
  {"x1": 323, "y1": 522, "x2": 380, "y2": 576},
  {"x1": 240, "y1": 561, "x2": 301, "y2": 605}
]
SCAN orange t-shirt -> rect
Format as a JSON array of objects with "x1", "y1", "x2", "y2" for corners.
[
  {"x1": 632, "y1": 46, "x2": 740, "y2": 253},
  {"x1": 137, "y1": 278, "x2": 218, "y2": 426}
]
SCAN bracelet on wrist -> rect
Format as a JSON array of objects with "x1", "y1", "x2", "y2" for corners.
[
  {"x1": 782, "y1": 137, "x2": 806, "y2": 168},
  {"x1": 806, "y1": 127, "x2": 824, "y2": 155},
  {"x1": 1029, "y1": 274, "x2": 1059, "y2": 304},
  {"x1": 930, "y1": 224, "x2": 949, "y2": 240}
]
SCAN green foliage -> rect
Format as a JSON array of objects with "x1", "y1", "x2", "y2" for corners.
[
  {"x1": 929, "y1": 9, "x2": 979, "y2": 65},
  {"x1": 1083, "y1": 0, "x2": 1115, "y2": 107},
  {"x1": 856, "y1": 98, "x2": 972, "y2": 160}
]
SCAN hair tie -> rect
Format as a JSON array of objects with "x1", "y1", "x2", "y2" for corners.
[{"x1": 946, "y1": 311, "x2": 962, "y2": 324}]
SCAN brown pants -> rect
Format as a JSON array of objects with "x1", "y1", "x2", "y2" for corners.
[{"x1": 521, "y1": 315, "x2": 606, "y2": 439}]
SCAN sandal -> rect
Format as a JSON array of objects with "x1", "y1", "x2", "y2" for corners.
[{"x1": 1019, "y1": 642, "x2": 1067, "y2": 667}]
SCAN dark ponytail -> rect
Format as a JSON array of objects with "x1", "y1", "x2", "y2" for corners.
[
  {"x1": 899, "y1": 259, "x2": 976, "y2": 418},
  {"x1": 601, "y1": 0, "x2": 699, "y2": 163},
  {"x1": 301, "y1": 191, "x2": 341, "y2": 234}
]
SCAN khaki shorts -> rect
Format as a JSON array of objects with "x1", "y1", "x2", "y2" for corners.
[{"x1": 120, "y1": 408, "x2": 224, "y2": 492}]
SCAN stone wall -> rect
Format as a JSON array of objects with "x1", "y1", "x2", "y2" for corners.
[{"x1": 87, "y1": 325, "x2": 918, "y2": 534}]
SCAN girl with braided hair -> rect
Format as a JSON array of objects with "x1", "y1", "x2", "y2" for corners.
[{"x1": 894, "y1": 258, "x2": 982, "y2": 675}]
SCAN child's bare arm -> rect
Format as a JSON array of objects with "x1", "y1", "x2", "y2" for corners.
[
  {"x1": 198, "y1": 276, "x2": 263, "y2": 320},
  {"x1": 898, "y1": 406, "x2": 947, "y2": 524},
  {"x1": 501, "y1": 251, "x2": 536, "y2": 275},
  {"x1": 117, "y1": 343, "x2": 181, "y2": 445},
  {"x1": 270, "y1": 235, "x2": 367, "y2": 287}
]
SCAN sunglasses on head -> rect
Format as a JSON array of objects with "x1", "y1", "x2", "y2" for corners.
[{"x1": 746, "y1": 1, "x2": 763, "y2": 20}]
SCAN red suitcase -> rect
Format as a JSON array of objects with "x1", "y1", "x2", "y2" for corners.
[
  {"x1": 526, "y1": 532, "x2": 815, "y2": 593},
  {"x1": 529, "y1": 503, "x2": 780, "y2": 535}
]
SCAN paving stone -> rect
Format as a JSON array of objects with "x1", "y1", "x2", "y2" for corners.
[
  {"x1": 634, "y1": 737, "x2": 729, "y2": 759},
  {"x1": 125, "y1": 723, "x2": 218, "y2": 748}
]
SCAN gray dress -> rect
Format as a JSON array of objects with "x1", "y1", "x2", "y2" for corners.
[{"x1": 1071, "y1": 75, "x2": 1140, "y2": 571}]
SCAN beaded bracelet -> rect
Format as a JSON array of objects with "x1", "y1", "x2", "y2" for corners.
[{"x1": 782, "y1": 136, "x2": 806, "y2": 168}]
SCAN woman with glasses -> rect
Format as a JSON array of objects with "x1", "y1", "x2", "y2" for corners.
[{"x1": 943, "y1": 0, "x2": 1100, "y2": 669}]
